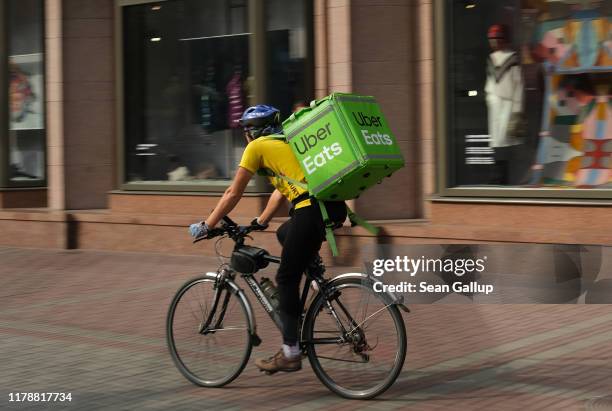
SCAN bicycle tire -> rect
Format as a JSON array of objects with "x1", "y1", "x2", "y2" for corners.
[
  {"x1": 303, "y1": 277, "x2": 407, "y2": 399},
  {"x1": 166, "y1": 276, "x2": 253, "y2": 387}
]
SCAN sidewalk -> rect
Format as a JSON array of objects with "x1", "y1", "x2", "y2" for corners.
[{"x1": 1, "y1": 246, "x2": 611, "y2": 410}]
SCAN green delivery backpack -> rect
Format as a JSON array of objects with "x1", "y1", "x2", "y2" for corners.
[{"x1": 260, "y1": 93, "x2": 405, "y2": 255}]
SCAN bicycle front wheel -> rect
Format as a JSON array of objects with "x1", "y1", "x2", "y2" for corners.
[
  {"x1": 166, "y1": 276, "x2": 252, "y2": 387},
  {"x1": 304, "y1": 277, "x2": 407, "y2": 399}
]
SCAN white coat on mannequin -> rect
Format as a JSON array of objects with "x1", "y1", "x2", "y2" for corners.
[{"x1": 485, "y1": 49, "x2": 524, "y2": 148}]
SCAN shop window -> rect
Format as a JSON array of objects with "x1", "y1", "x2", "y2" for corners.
[
  {"x1": 123, "y1": 0, "x2": 250, "y2": 185},
  {"x1": 265, "y1": 0, "x2": 313, "y2": 120},
  {"x1": 445, "y1": 0, "x2": 611, "y2": 192},
  {"x1": 6, "y1": 0, "x2": 46, "y2": 185},
  {"x1": 121, "y1": 0, "x2": 313, "y2": 188}
]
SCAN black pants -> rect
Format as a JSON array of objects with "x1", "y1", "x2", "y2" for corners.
[{"x1": 275, "y1": 201, "x2": 347, "y2": 345}]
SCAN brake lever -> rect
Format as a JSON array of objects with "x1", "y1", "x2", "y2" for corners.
[{"x1": 192, "y1": 236, "x2": 207, "y2": 244}]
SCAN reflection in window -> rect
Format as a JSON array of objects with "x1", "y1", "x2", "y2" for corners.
[
  {"x1": 123, "y1": 0, "x2": 250, "y2": 183},
  {"x1": 7, "y1": 0, "x2": 45, "y2": 183},
  {"x1": 266, "y1": 0, "x2": 313, "y2": 121},
  {"x1": 446, "y1": 0, "x2": 611, "y2": 189},
  {"x1": 122, "y1": 0, "x2": 314, "y2": 185}
]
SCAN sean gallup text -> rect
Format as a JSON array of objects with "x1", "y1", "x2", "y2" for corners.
[{"x1": 374, "y1": 281, "x2": 494, "y2": 295}]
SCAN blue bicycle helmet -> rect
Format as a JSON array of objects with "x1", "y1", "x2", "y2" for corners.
[{"x1": 238, "y1": 105, "x2": 282, "y2": 138}]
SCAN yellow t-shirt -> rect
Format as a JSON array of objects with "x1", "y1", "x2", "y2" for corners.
[{"x1": 239, "y1": 136, "x2": 311, "y2": 209}]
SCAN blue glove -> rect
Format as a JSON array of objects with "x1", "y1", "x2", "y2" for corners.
[
  {"x1": 250, "y1": 217, "x2": 269, "y2": 231},
  {"x1": 189, "y1": 221, "x2": 209, "y2": 239}
]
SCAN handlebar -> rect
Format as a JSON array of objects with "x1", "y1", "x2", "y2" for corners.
[
  {"x1": 192, "y1": 216, "x2": 259, "y2": 244},
  {"x1": 222, "y1": 215, "x2": 237, "y2": 226}
]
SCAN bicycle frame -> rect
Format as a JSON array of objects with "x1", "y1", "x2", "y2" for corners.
[
  {"x1": 198, "y1": 255, "x2": 357, "y2": 349},
  {"x1": 201, "y1": 266, "x2": 410, "y2": 352},
  {"x1": 193, "y1": 216, "x2": 408, "y2": 353}
]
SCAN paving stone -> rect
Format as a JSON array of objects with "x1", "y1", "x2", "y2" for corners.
[{"x1": 0, "y1": 247, "x2": 611, "y2": 410}]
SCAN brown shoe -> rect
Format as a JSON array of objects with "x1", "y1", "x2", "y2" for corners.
[{"x1": 255, "y1": 349, "x2": 302, "y2": 374}]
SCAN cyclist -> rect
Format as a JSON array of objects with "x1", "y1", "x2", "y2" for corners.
[{"x1": 189, "y1": 104, "x2": 347, "y2": 374}]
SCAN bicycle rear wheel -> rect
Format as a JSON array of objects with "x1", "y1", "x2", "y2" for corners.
[
  {"x1": 303, "y1": 277, "x2": 407, "y2": 399},
  {"x1": 166, "y1": 276, "x2": 252, "y2": 387}
]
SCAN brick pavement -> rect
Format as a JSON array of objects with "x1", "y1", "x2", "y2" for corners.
[{"x1": 1, "y1": 246, "x2": 611, "y2": 410}]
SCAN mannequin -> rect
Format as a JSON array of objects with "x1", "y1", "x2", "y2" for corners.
[{"x1": 485, "y1": 24, "x2": 525, "y2": 184}]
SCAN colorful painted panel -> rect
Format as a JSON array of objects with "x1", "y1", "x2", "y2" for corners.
[
  {"x1": 529, "y1": 10, "x2": 611, "y2": 188},
  {"x1": 533, "y1": 12, "x2": 611, "y2": 70},
  {"x1": 530, "y1": 75, "x2": 611, "y2": 188}
]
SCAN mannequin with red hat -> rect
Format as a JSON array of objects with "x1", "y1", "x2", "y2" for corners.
[{"x1": 485, "y1": 24, "x2": 524, "y2": 183}]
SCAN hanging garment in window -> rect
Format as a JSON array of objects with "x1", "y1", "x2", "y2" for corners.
[
  {"x1": 485, "y1": 50, "x2": 524, "y2": 148},
  {"x1": 226, "y1": 71, "x2": 244, "y2": 129}
]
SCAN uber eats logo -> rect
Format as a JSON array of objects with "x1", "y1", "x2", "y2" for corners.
[
  {"x1": 353, "y1": 112, "x2": 383, "y2": 127},
  {"x1": 292, "y1": 123, "x2": 342, "y2": 175},
  {"x1": 352, "y1": 111, "x2": 393, "y2": 146}
]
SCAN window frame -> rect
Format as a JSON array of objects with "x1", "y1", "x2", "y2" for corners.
[
  {"x1": 0, "y1": 0, "x2": 47, "y2": 189},
  {"x1": 434, "y1": 0, "x2": 612, "y2": 200},
  {"x1": 115, "y1": 0, "x2": 313, "y2": 193}
]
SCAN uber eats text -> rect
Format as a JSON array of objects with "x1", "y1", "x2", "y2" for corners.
[
  {"x1": 291, "y1": 110, "x2": 395, "y2": 176},
  {"x1": 353, "y1": 112, "x2": 393, "y2": 145},
  {"x1": 293, "y1": 123, "x2": 342, "y2": 175}
]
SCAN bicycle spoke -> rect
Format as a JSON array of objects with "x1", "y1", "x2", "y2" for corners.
[
  {"x1": 197, "y1": 289, "x2": 208, "y2": 319},
  {"x1": 198, "y1": 281, "x2": 209, "y2": 318},
  {"x1": 348, "y1": 303, "x2": 393, "y2": 334},
  {"x1": 360, "y1": 291, "x2": 370, "y2": 327},
  {"x1": 195, "y1": 334, "x2": 204, "y2": 362},
  {"x1": 186, "y1": 292, "x2": 205, "y2": 324}
]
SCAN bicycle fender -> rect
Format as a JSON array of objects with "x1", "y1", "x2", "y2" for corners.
[
  {"x1": 204, "y1": 272, "x2": 262, "y2": 346},
  {"x1": 330, "y1": 273, "x2": 410, "y2": 313}
]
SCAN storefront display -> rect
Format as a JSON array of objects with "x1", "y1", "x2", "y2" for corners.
[
  {"x1": 3, "y1": 0, "x2": 46, "y2": 185},
  {"x1": 121, "y1": 0, "x2": 313, "y2": 187},
  {"x1": 445, "y1": 0, "x2": 611, "y2": 192}
]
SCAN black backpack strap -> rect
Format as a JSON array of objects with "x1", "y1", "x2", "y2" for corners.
[{"x1": 291, "y1": 192, "x2": 311, "y2": 207}]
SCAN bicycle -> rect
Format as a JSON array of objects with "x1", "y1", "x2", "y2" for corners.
[{"x1": 166, "y1": 216, "x2": 408, "y2": 399}]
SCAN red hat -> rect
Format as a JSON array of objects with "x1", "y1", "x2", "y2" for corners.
[{"x1": 488, "y1": 24, "x2": 508, "y2": 40}]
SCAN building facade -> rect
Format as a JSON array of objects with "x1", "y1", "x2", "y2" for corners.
[{"x1": 0, "y1": 0, "x2": 610, "y2": 259}]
